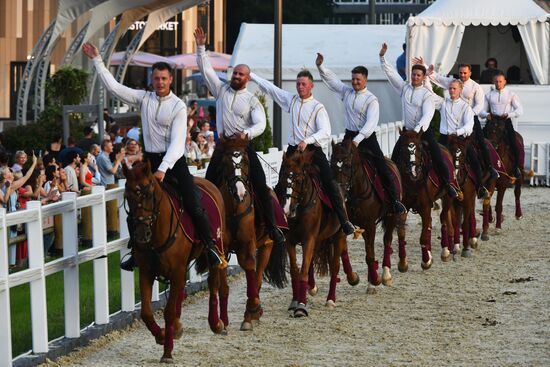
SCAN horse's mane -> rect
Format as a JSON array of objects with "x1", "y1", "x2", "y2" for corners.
[
  {"x1": 287, "y1": 149, "x2": 319, "y2": 176},
  {"x1": 216, "y1": 136, "x2": 249, "y2": 153}
]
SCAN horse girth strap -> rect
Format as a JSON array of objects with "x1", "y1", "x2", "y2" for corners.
[{"x1": 150, "y1": 195, "x2": 179, "y2": 254}]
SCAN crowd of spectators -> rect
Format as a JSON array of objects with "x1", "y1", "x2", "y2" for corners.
[{"x1": 186, "y1": 100, "x2": 217, "y2": 168}]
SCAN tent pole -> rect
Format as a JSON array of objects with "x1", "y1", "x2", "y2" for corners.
[
  {"x1": 273, "y1": 0, "x2": 283, "y2": 149},
  {"x1": 369, "y1": 0, "x2": 376, "y2": 25}
]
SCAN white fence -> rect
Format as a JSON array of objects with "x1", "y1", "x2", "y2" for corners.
[{"x1": 4, "y1": 120, "x2": 546, "y2": 366}]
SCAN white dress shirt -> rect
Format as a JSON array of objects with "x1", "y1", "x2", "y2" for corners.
[
  {"x1": 433, "y1": 95, "x2": 475, "y2": 137},
  {"x1": 93, "y1": 56, "x2": 187, "y2": 173},
  {"x1": 479, "y1": 88, "x2": 523, "y2": 119},
  {"x1": 317, "y1": 64, "x2": 379, "y2": 144},
  {"x1": 380, "y1": 56, "x2": 435, "y2": 133},
  {"x1": 196, "y1": 45, "x2": 266, "y2": 139},
  {"x1": 251, "y1": 73, "x2": 331, "y2": 148},
  {"x1": 430, "y1": 73, "x2": 485, "y2": 115}
]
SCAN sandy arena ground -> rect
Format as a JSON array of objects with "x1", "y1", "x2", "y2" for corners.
[{"x1": 45, "y1": 187, "x2": 550, "y2": 367}]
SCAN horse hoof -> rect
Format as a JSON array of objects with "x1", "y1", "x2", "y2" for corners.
[
  {"x1": 516, "y1": 215, "x2": 523, "y2": 220},
  {"x1": 495, "y1": 228, "x2": 502, "y2": 235},
  {"x1": 174, "y1": 327, "x2": 184, "y2": 340},
  {"x1": 398, "y1": 258, "x2": 408, "y2": 273},
  {"x1": 469, "y1": 237, "x2": 478, "y2": 249},
  {"x1": 481, "y1": 233, "x2": 490, "y2": 241},
  {"x1": 453, "y1": 243, "x2": 460, "y2": 254},
  {"x1": 347, "y1": 272, "x2": 360, "y2": 286},
  {"x1": 293, "y1": 303, "x2": 308, "y2": 318},
  {"x1": 325, "y1": 300, "x2": 336, "y2": 309},
  {"x1": 461, "y1": 248, "x2": 472, "y2": 258},
  {"x1": 308, "y1": 285, "x2": 318, "y2": 296},
  {"x1": 288, "y1": 300, "x2": 298, "y2": 313},
  {"x1": 366, "y1": 285, "x2": 378, "y2": 295},
  {"x1": 240, "y1": 321, "x2": 253, "y2": 331},
  {"x1": 382, "y1": 267, "x2": 392, "y2": 287},
  {"x1": 211, "y1": 320, "x2": 225, "y2": 334},
  {"x1": 160, "y1": 357, "x2": 174, "y2": 364},
  {"x1": 441, "y1": 248, "x2": 451, "y2": 262}
]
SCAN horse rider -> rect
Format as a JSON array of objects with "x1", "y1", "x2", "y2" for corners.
[
  {"x1": 194, "y1": 27, "x2": 285, "y2": 247},
  {"x1": 479, "y1": 71, "x2": 524, "y2": 178},
  {"x1": 429, "y1": 78, "x2": 490, "y2": 199},
  {"x1": 82, "y1": 42, "x2": 222, "y2": 271},
  {"x1": 379, "y1": 43, "x2": 458, "y2": 199},
  {"x1": 316, "y1": 52, "x2": 406, "y2": 215},
  {"x1": 251, "y1": 69, "x2": 355, "y2": 236},
  {"x1": 415, "y1": 59, "x2": 499, "y2": 181}
]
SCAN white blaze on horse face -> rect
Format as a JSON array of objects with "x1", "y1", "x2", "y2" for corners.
[
  {"x1": 455, "y1": 148, "x2": 462, "y2": 177},
  {"x1": 408, "y1": 143, "x2": 417, "y2": 177},
  {"x1": 232, "y1": 154, "x2": 247, "y2": 201},
  {"x1": 284, "y1": 176, "x2": 293, "y2": 215},
  {"x1": 336, "y1": 161, "x2": 343, "y2": 168}
]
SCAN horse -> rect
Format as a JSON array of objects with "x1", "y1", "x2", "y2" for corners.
[
  {"x1": 393, "y1": 129, "x2": 458, "y2": 268},
  {"x1": 123, "y1": 161, "x2": 229, "y2": 363},
  {"x1": 330, "y1": 139, "x2": 406, "y2": 292},
  {"x1": 484, "y1": 119, "x2": 530, "y2": 231},
  {"x1": 446, "y1": 135, "x2": 479, "y2": 257},
  {"x1": 213, "y1": 136, "x2": 287, "y2": 331},
  {"x1": 282, "y1": 148, "x2": 359, "y2": 317}
]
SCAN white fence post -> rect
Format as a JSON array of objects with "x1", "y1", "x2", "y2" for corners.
[
  {"x1": 26, "y1": 201, "x2": 48, "y2": 353},
  {"x1": 91, "y1": 186, "x2": 109, "y2": 325},
  {"x1": 117, "y1": 180, "x2": 134, "y2": 312},
  {"x1": 60, "y1": 192, "x2": 79, "y2": 338},
  {"x1": 0, "y1": 208, "x2": 12, "y2": 366}
]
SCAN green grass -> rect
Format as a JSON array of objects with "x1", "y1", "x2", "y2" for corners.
[{"x1": 10, "y1": 252, "x2": 139, "y2": 357}]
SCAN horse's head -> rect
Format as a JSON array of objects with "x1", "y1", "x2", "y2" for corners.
[
  {"x1": 123, "y1": 160, "x2": 159, "y2": 246},
  {"x1": 283, "y1": 149, "x2": 316, "y2": 218},
  {"x1": 330, "y1": 139, "x2": 357, "y2": 199},
  {"x1": 398, "y1": 129, "x2": 425, "y2": 181},
  {"x1": 217, "y1": 136, "x2": 250, "y2": 203},
  {"x1": 446, "y1": 135, "x2": 470, "y2": 181},
  {"x1": 484, "y1": 119, "x2": 506, "y2": 150}
]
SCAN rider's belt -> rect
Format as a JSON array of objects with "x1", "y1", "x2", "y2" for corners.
[{"x1": 144, "y1": 151, "x2": 166, "y2": 159}]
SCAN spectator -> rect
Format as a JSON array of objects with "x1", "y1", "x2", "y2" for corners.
[
  {"x1": 207, "y1": 106, "x2": 218, "y2": 140},
  {"x1": 110, "y1": 143, "x2": 126, "y2": 179},
  {"x1": 103, "y1": 108, "x2": 115, "y2": 132},
  {"x1": 396, "y1": 43, "x2": 406, "y2": 80},
  {"x1": 97, "y1": 140, "x2": 124, "y2": 185},
  {"x1": 185, "y1": 132, "x2": 201, "y2": 165},
  {"x1": 77, "y1": 126, "x2": 96, "y2": 152},
  {"x1": 196, "y1": 133, "x2": 208, "y2": 158},
  {"x1": 11, "y1": 150, "x2": 27, "y2": 174},
  {"x1": 126, "y1": 119, "x2": 141, "y2": 142},
  {"x1": 46, "y1": 134, "x2": 64, "y2": 163},
  {"x1": 124, "y1": 138, "x2": 142, "y2": 166},
  {"x1": 88, "y1": 144, "x2": 101, "y2": 184},
  {"x1": 58, "y1": 136, "x2": 84, "y2": 167},
  {"x1": 44, "y1": 164, "x2": 62, "y2": 198},
  {"x1": 480, "y1": 57, "x2": 499, "y2": 84},
  {"x1": 199, "y1": 121, "x2": 211, "y2": 135},
  {"x1": 79, "y1": 152, "x2": 95, "y2": 190},
  {"x1": 63, "y1": 151, "x2": 80, "y2": 193},
  {"x1": 205, "y1": 131, "x2": 215, "y2": 158},
  {"x1": 187, "y1": 100, "x2": 199, "y2": 129}
]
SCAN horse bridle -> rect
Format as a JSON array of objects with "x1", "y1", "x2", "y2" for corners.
[
  {"x1": 225, "y1": 151, "x2": 250, "y2": 201},
  {"x1": 285, "y1": 169, "x2": 317, "y2": 215},
  {"x1": 401, "y1": 141, "x2": 425, "y2": 181}
]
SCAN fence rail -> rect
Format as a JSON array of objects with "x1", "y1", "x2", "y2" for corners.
[{"x1": 2, "y1": 120, "x2": 547, "y2": 366}]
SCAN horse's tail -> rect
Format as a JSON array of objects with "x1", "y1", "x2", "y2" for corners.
[
  {"x1": 263, "y1": 238, "x2": 288, "y2": 289},
  {"x1": 313, "y1": 241, "x2": 331, "y2": 277}
]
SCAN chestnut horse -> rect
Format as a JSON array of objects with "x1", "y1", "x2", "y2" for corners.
[
  {"x1": 446, "y1": 135, "x2": 478, "y2": 258},
  {"x1": 123, "y1": 161, "x2": 228, "y2": 363},
  {"x1": 393, "y1": 130, "x2": 457, "y2": 268},
  {"x1": 213, "y1": 136, "x2": 287, "y2": 331},
  {"x1": 484, "y1": 119, "x2": 529, "y2": 231},
  {"x1": 330, "y1": 139, "x2": 406, "y2": 292},
  {"x1": 282, "y1": 148, "x2": 358, "y2": 317}
]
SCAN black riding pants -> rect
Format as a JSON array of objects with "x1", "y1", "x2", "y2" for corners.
[{"x1": 440, "y1": 134, "x2": 484, "y2": 189}]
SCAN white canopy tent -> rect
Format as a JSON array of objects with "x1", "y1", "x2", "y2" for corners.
[
  {"x1": 406, "y1": 0, "x2": 550, "y2": 84},
  {"x1": 230, "y1": 23, "x2": 407, "y2": 144}
]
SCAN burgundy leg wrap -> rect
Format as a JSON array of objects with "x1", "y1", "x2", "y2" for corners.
[
  {"x1": 515, "y1": 199, "x2": 522, "y2": 218},
  {"x1": 220, "y1": 295, "x2": 229, "y2": 326},
  {"x1": 426, "y1": 228, "x2": 432, "y2": 251},
  {"x1": 175, "y1": 289, "x2": 186, "y2": 319},
  {"x1": 245, "y1": 269, "x2": 259, "y2": 300},
  {"x1": 421, "y1": 246, "x2": 430, "y2": 263},
  {"x1": 383, "y1": 245, "x2": 393, "y2": 268},
  {"x1": 367, "y1": 261, "x2": 379, "y2": 284},
  {"x1": 483, "y1": 206, "x2": 490, "y2": 228},
  {"x1": 327, "y1": 275, "x2": 340, "y2": 302},
  {"x1": 297, "y1": 280, "x2": 309, "y2": 305},
  {"x1": 489, "y1": 206, "x2": 494, "y2": 223},
  {"x1": 145, "y1": 320, "x2": 162, "y2": 338},
  {"x1": 164, "y1": 324, "x2": 174, "y2": 355},
  {"x1": 341, "y1": 250, "x2": 353, "y2": 275},
  {"x1": 496, "y1": 211, "x2": 503, "y2": 229},
  {"x1": 208, "y1": 296, "x2": 220, "y2": 327},
  {"x1": 398, "y1": 240, "x2": 407, "y2": 259},
  {"x1": 291, "y1": 278, "x2": 298, "y2": 300},
  {"x1": 470, "y1": 212, "x2": 477, "y2": 238},
  {"x1": 308, "y1": 263, "x2": 316, "y2": 290},
  {"x1": 453, "y1": 224, "x2": 461, "y2": 244},
  {"x1": 441, "y1": 226, "x2": 449, "y2": 248}
]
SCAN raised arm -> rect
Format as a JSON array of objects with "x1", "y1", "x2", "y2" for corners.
[
  {"x1": 82, "y1": 43, "x2": 146, "y2": 106},
  {"x1": 194, "y1": 27, "x2": 223, "y2": 98},
  {"x1": 158, "y1": 105, "x2": 188, "y2": 173},
  {"x1": 379, "y1": 43, "x2": 407, "y2": 94},
  {"x1": 250, "y1": 73, "x2": 294, "y2": 113},
  {"x1": 11, "y1": 154, "x2": 38, "y2": 191},
  {"x1": 316, "y1": 53, "x2": 348, "y2": 99}
]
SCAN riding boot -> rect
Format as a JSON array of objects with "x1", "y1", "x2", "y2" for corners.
[
  {"x1": 467, "y1": 145, "x2": 490, "y2": 200},
  {"x1": 326, "y1": 179, "x2": 355, "y2": 235},
  {"x1": 260, "y1": 193, "x2": 286, "y2": 247},
  {"x1": 504, "y1": 119, "x2": 522, "y2": 178},
  {"x1": 190, "y1": 205, "x2": 222, "y2": 268},
  {"x1": 120, "y1": 216, "x2": 136, "y2": 271},
  {"x1": 424, "y1": 130, "x2": 458, "y2": 199}
]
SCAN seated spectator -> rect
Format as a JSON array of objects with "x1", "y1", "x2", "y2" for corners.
[
  {"x1": 480, "y1": 57, "x2": 499, "y2": 84},
  {"x1": 97, "y1": 140, "x2": 124, "y2": 186},
  {"x1": 77, "y1": 126, "x2": 96, "y2": 152},
  {"x1": 11, "y1": 150, "x2": 27, "y2": 174},
  {"x1": 196, "y1": 133, "x2": 209, "y2": 159},
  {"x1": 506, "y1": 65, "x2": 521, "y2": 84}
]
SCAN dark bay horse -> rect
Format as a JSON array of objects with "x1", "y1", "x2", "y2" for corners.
[
  {"x1": 282, "y1": 148, "x2": 358, "y2": 317},
  {"x1": 446, "y1": 135, "x2": 478, "y2": 258},
  {"x1": 331, "y1": 139, "x2": 405, "y2": 291},
  {"x1": 485, "y1": 119, "x2": 531, "y2": 231},
  {"x1": 393, "y1": 130, "x2": 457, "y2": 268},
  {"x1": 214, "y1": 136, "x2": 287, "y2": 331},
  {"x1": 123, "y1": 161, "x2": 228, "y2": 363}
]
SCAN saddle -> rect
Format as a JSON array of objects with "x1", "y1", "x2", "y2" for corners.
[
  {"x1": 424, "y1": 142, "x2": 460, "y2": 191},
  {"x1": 312, "y1": 179, "x2": 333, "y2": 210},
  {"x1": 161, "y1": 177, "x2": 223, "y2": 248},
  {"x1": 359, "y1": 148, "x2": 402, "y2": 202},
  {"x1": 253, "y1": 191, "x2": 289, "y2": 230}
]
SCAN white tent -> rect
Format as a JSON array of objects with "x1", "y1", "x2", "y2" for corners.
[{"x1": 406, "y1": 0, "x2": 550, "y2": 84}]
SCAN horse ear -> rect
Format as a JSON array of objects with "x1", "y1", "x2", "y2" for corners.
[{"x1": 398, "y1": 127, "x2": 403, "y2": 135}]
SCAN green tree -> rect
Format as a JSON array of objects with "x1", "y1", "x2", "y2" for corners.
[
  {"x1": 251, "y1": 93, "x2": 273, "y2": 153},
  {"x1": 431, "y1": 84, "x2": 445, "y2": 141}
]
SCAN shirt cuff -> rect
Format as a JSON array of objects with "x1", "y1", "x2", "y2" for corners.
[
  {"x1": 158, "y1": 161, "x2": 169, "y2": 173},
  {"x1": 456, "y1": 128, "x2": 465, "y2": 136},
  {"x1": 197, "y1": 45, "x2": 206, "y2": 53},
  {"x1": 353, "y1": 133, "x2": 365, "y2": 144},
  {"x1": 414, "y1": 125, "x2": 422, "y2": 133},
  {"x1": 242, "y1": 130, "x2": 252, "y2": 140},
  {"x1": 303, "y1": 136, "x2": 316, "y2": 145}
]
